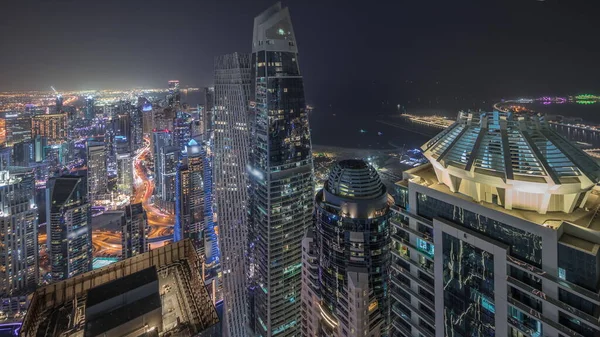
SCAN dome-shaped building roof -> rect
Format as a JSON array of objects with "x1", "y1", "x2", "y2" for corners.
[
  {"x1": 421, "y1": 111, "x2": 600, "y2": 214},
  {"x1": 326, "y1": 159, "x2": 384, "y2": 199}
]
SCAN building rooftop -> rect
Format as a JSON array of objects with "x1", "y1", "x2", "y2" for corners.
[
  {"x1": 20, "y1": 240, "x2": 219, "y2": 337},
  {"x1": 326, "y1": 159, "x2": 385, "y2": 199},
  {"x1": 403, "y1": 163, "x2": 600, "y2": 251},
  {"x1": 86, "y1": 266, "x2": 157, "y2": 308},
  {"x1": 420, "y1": 111, "x2": 600, "y2": 214}
]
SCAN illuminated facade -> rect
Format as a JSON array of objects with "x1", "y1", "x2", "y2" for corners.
[
  {"x1": 122, "y1": 202, "x2": 148, "y2": 258},
  {"x1": 152, "y1": 130, "x2": 172, "y2": 199},
  {"x1": 301, "y1": 160, "x2": 392, "y2": 337},
  {"x1": 46, "y1": 175, "x2": 92, "y2": 281},
  {"x1": 213, "y1": 51, "x2": 252, "y2": 337},
  {"x1": 158, "y1": 146, "x2": 179, "y2": 213},
  {"x1": 32, "y1": 113, "x2": 67, "y2": 145},
  {"x1": 7, "y1": 114, "x2": 32, "y2": 146},
  {"x1": 390, "y1": 111, "x2": 600, "y2": 337},
  {"x1": 248, "y1": 4, "x2": 315, "y2": 336},
  {"x1": 84, "y1": 96, "x2": 95, "y2": 120},
  {"x1": 0, "y1": 168, "x2": 38, "y2": 296},
  {"x1": 87, "y1": 140, "x2": 107, "y2": 202}
]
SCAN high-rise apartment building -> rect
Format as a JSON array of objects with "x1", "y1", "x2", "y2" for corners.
[
  {"x1": 173, "y1": 114, "x2": 192, "y2": 150},
  {"x1": 1, "y1": 112, "x2": 32, "y2": 146},
  {"x1": 116, "y1": 152, "x2": 133, "y2": 197},
  {"x1": 301, "y1": 160, "x2": 392, "y2": 337},
  {"x1": 122, "y1": 202, "x2": 148, "y2": 258},
  {"x1": 213, "y1": 51, "x2": 252, "y2": 337},
  {"x1": 0, "y1": 168, "x2": 38, "y2": 296},
  {"x1": 158, "y1": 145, "x2": 179, "y2": 213},
  {"x1": 152, "y1": 130, "x2": 172, "y2": 197},
  {"x1": 248, "y1": 3, "x2": 315, "y2": 336},
  {"x1": 203, "y1": 87, "x2": 215, "y2": 135},
  {"x1": 131, "y1": 107, "x2": 144, "y2": 153},
  {"x1": 87, "y1": 140, "x2": 107, "y2": 202},
  {"x1": 32, "y1": 113, "x2": 68, "y2": 144},
  {"x1": 390, "y1": 110, "x2": 600, "y2": 337},
  {"x1": 46, "y1": 174, "x2": 92, "y2": 281}
]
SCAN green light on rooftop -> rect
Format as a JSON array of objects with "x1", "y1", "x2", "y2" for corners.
[{"x1": 278, "y1": 28, "x2": 285, "y2": 35}]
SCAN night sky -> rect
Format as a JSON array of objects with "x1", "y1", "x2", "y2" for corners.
[{"x1": 1, "y1": 0, "x2": 599, "y2": 109}]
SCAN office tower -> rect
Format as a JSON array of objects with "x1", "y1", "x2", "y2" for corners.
[
  {"x1": 13, "y1": 140, "x2": 34, "y2": 166},
  {"x1": 301, "y1": 160, "x2": 392, "y2": 337},
  {"x1": 31, "y1": 113, "x2": 68, "y2": 144},
  {"x1": 152, "y1": 129, "x2": 172, "y2": 197},
  {"x1": 173, "y1": 113, "x2": 192, "y2": 150},
  {"x1": 203, "y1": 87, "x2": 215, "y2": 134},
  {"x1": 84, "y1": 96, "x2": 95, "y2": 120},
  {"x1": 87, "y1": 140, "x2": 107, "y2": 202},
  {"x1": 1, "y1": 112, "x2": 32, "y2": 146},
  {"x1": 388, "y1": 110, "x2": 600, "y2": 337},
  {"x1": 122, "y1": 202, "x2": 148, "y2": 258},
  {"x1": 46, "y1": 174, "x2": 92, "y2": 281},
  {"x1": 158, "y1": 145, "x2": 179, "y2": 213},
  {"x1": 213, "y1": 51, "x2": 252, "y2": 337},
  {"x1": 248, "y1": 3, "x2": 315, "y2": 336},
  {"x1": 131, "y1": 107, "x2": 144, "y2": 153},
  {"x1": 0, "y1": 168, "x2": 38, "y2": 296},
  {"x1": 168, "y1": 80, "x2": 181, "y2": 107}
]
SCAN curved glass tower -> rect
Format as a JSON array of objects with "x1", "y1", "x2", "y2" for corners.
[
  {"x1": 301, "y1": 160, "x2": 393, "y2": 337},
  {"x1": 248, "y1": 3, "x2": 314, "y2": 336}
]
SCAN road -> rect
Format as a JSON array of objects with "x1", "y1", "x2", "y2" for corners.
[{"x1": 90, "y1": 137, "x2": 175, "y2": 257}]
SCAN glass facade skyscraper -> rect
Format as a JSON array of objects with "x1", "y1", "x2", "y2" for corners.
[
  {"x1": 46, "y1": 174, "x2": 92, "y2": 281},
  {"x1": 213, "y1": 52, "x2": 252, "y2": 337},
  {"x1": 301, "y1": 160, "x2": 392, "y2": 337},
  {"x1": 248, "y1": 3, "x2": 314, "y2": 336}
]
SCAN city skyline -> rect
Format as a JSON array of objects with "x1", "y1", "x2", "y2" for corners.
[
  {"x1": 2, "y1": 1, "x2": 600, "y2": 337},
  {"x1": 1, "y1": 1, "x2": 599, "y2": 101}
]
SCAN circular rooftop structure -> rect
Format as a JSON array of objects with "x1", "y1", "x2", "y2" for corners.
[
  {"x1": 326, "y1": 159, "x2": 385, "y2": 199},
  {"x1": 421, "y1": 111, "x2": 600, "y2": 214}
]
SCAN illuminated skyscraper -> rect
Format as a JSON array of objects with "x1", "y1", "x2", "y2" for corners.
[
  {"x1": 168, "y1": 80, "x2": 181, "y2": 107},
  {"x1": 87, "y1": 140, "x2": 107, "y2": 202},
  {"x1": 389, "y1": 111, "x2": 600, "y2": 337},
  {"x1": 122, "y1": 202, "x2": 148, "y2": 258},
  {"x1": 1, "y1": 112, "x2": 31, "y2": 146},
  {"x1": 0, "y1": 168, "x2": 38, "y2": 296},
  {"x1": 213, "y1": 51, "x2": 252, "y2": 337},
  {"x1": 173, "y1": 113, "x2": 192, "y2": 150},
  {"x1": 55, "y1": 94, "x2": 63, "y2": 113},
  {"x1": 115, "y1": 139, "x2": 133, "y2": 197},
  {"x1": 131, "y1": 107, "x2": 144, "y2": 153},
  {"x1": 46, "y1": 174, "x2": 92, "y2": 281},
  {"x1": 32, "y1": 113, "x2": 67, "y2": 145},
  {"x1": 203, "y1": 87, "x2": 215, "y2": 135},
  {"x1": 248, "y1": 3, "x2": 315, "y2": 336},
  {"x1": 301, "y1": 160, "x2": 392, "y2": 337},
  {"x1": 152, "y1": 130, "x2": 172, "y2": 199},
  {"x1": 84, "y1": 96, "x2": 95, "y2": 120},
  {"x1": 158, "y1": 146, "x2": 179, "y2": 213}
]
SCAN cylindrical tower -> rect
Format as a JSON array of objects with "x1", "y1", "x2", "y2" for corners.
[{"x1": 312, "y1": 159, "x2": 393, "y2": 337}]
